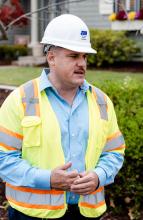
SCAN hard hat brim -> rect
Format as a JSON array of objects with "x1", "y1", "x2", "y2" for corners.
[{"x1": 40, "y1": 41, "x2": 97, "y2": 54}]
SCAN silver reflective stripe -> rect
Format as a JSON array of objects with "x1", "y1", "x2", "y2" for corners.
[
  {"x1": 22, "y1": 97, "x2": 39, "y2": 104},
  {"x1": 22, "y1": 97, "x2": 39, "y2": 116},
  {"x1": 21, "y1": 80, "x2": 39, "y2": 116},
  {"x1": 23, "y1": 80, "x2": 34, "y2": 99},
  {"x1": 6, "y1": 186, "x2": 64, "y2": 206},
  {"x1": 81, "y1": 188, "x2": 104, "y2": 204},
  {"x1": 104, "y1": 135, "x2": 125, "y2": 151},
  {"x1": 93, "y1": 87, "x2": 108, "y2": 121},
  {"x1": 0, "y1": 131, "x2": 22, "y2": 150}
]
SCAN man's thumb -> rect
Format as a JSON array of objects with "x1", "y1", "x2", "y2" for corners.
[{"x1": 58, "y1": 162, "x2": 72, "y2": 170}]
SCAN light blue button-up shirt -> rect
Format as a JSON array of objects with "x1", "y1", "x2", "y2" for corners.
[{"x1": 0, "y1": 68, "x2": 124, "y2": 204}]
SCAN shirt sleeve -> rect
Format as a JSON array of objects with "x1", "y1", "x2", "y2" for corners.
[
  {"x1": 0, "y1": 89, "x2": 51, "y2": 189},
  {"x1": 0, "y1": 150, "x2": 51, "y2": 189},
  {"x1": 94, "y1": 152, "x2": 124, "y2": 186},
  {"x1": 94, "y1": 95, "x2": 125, "y2": 187}
]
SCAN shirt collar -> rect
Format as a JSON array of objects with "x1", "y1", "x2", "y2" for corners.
[
  {"x1": 39, "y1": 68, "x2": 91, "y2": 93},
  {"x1": 39, "y1": 68, "x2": 52, "y2": 92}
]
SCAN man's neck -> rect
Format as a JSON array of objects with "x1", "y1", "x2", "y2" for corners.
[{"x1": 48, "y1": 73, "x2": 79, "y2": 105}]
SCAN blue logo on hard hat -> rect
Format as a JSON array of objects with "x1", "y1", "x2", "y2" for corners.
[{"x1": 81, "y1": 30, "x2": 87, "y2": 40}]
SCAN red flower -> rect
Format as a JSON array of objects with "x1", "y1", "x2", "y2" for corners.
[
  {"x1": 116, "y1": 10, "x2": 128, "y2": 20},
  {"x1": 0, "y1": 5, "x2": 12, "y2": 25},
  {"x1": 0, "y1": 0, "x2": 28, "y2": 26},
  {"x1": 135, "y1": 8, "x2": 143, "y2": 20}
]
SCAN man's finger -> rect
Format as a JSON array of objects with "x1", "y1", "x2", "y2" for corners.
[
  {"x1": 71, "y1": 186, "x2": 92, "y2": 195},
  {"x1": 67, "y1": 169, "x2": 79, "y2": 178},
  {"x1": 71, "y1": 182, "x2": 90, "y2": 190},
  {"x1": 57, "y1": 162, "x2": 72, "y2": 170},
  {"x1": 73, "y1": 174, "x2": 90, "y2": 184}
]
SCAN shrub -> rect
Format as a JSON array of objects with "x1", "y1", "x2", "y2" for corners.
[
  {"x1": 88, "y1": 30, "x2": 140, "y2": 67},
  {"x1": 0, "y1": 45, "x2": 28, "y2": 61},
  {"x1": 94, "y1": 78, "x2": 143, "y2": 219}
]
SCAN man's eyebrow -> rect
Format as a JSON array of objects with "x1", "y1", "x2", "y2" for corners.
[
  {"x1": 66, "y1": 52, "x2": 87, "y2": 56},
  {"x1": 67, "y1": 52, "x2": 79, "y2": 55}
]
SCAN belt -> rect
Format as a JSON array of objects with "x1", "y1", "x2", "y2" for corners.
[
  {"x1": 66, "y1": 205, "x2": 101, "y2": 219},
  {"x1": 67, "y1": 204, "x2": 79, "y2": 213}
]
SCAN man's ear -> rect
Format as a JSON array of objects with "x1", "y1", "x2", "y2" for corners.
[{"x1": 47, "y1": 51, "x2": 55, "y2": 66}]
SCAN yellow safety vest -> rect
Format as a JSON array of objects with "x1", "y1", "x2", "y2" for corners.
[{"x1": 0, "y1": 78, "x2": 125, "y2": 218}]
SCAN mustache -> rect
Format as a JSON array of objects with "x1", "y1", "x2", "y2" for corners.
[{"x1": 74, "y1": 67, "x2": 86, "y2": 73}]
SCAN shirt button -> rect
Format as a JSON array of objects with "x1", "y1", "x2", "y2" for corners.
[
  {"x1": 71, "y1": 133, "x2": 75, "y2": 137},
  {"x1": 72, "y1": 195, "x2": 75, "y2": 199}
]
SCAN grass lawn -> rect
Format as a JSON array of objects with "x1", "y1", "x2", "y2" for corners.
[{"x1": 0, "y1": 66, "x2": 143, "y2": 86}]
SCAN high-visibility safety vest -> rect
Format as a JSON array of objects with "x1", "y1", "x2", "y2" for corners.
[{"x1": 0, "y1": 78, "x2": 125, "y2": 218}]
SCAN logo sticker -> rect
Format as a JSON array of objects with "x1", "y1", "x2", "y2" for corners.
[{"x1": 80, "y1": 30, "x2": 87, "y2": 40}]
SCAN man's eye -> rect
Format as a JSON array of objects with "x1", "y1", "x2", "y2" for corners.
[{"x1": 68, "y1": 55, "x2": 78, "y2": 58}]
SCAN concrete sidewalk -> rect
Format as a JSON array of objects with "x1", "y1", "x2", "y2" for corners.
[{"x1": 0, "y1": 85, "x2": 17, "y2": 90}]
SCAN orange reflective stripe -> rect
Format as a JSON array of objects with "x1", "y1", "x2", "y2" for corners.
[
  {"x1": 107, "y1": 131, "x2": 121, "y2": 142},
  {"x1": 0, "y1": 142, "x2": 17, "y2": 151},
  {"x1": 7, "y1": 196, "x2": 65, "y2": 210},
  {"x1": 92, "y1": 87, "x2": 97, "y2": 100},
  {"x1": 104, "y1": 95, "x2": 108, "y2": 111},
  {"x1": 91, "y1": 87, "x2": 101, "y2": 113},
  {"x1": 0, "y1": 126, "x2": 23, "y2": 140},
  {"x1": 33, "y1": 79, "x2": 40, "y2": 117},
  {"x1": 107, "y1": 144, "x2": 126, "y2": 152},
  {"x1": 80, "y1": 200, "x2": 105, "y2": 209},
  {"x1": 35, "y1": 102, "x2": 40, "y2": 116},
  {"x1": 20, "y1": 86, "x2": 26, "y2": 113},
  {"x1": 21, "y1": 79, "x2": 40, "y2": 117},
  {"x1": 33, "y1": 79, "x2": 38, "y2": 98},
  {"x1": 90, "y1": 186, "x2": 104, "y2": 195},
  {"x1": 6, "y1": 183, "x2": 64, "y2": 195}
]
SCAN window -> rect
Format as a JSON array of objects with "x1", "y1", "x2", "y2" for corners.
[{"x1": 113, "y1": 0, "x2": 143, "y2": 12}]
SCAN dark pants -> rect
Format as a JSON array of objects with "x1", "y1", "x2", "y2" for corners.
[{"x1": 8, "y1": 206, "x2": 101, "y2": 220}]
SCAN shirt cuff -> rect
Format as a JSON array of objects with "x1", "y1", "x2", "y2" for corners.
[
  {"x1": 33, "y1": 169, "x2": 51, "y2": 189},
  {"x1": 94, "y1": 167, "x2": 107, "y2": 187}
]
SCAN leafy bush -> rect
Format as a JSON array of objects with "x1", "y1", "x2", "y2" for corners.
[
  {"x1": 88, "y1": 30, "x2": 140, "y2": 67},
  {"x1": 0, "y1": 45, "x2": 28, "y2": 61},
  {"x1": 94, "y1": 78, "x2": 143, "y2": 219}
]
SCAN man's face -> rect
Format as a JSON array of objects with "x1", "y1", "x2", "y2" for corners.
[{"x1": 48, "y1": 47, "x2": 87, "y2": 89}]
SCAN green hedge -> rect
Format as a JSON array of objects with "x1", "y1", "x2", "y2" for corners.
[
  {"x1": 88, "y1": 30, "x2": 140, "y2": 67},
  {"x1": 94, "y1": 79, "x2": 143, "y2": 219},
  {"x1": 0, "y1": 45, "x2": 28, "y2": 61}
]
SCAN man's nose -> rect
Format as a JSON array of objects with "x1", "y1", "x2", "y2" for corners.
[{"x1": 77, "y1": 57, "x2": 87, "y2": 67}]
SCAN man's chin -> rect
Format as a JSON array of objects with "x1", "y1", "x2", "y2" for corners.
[{"x1": 75, "y1": 78, "x2": 85, "y2": 86}]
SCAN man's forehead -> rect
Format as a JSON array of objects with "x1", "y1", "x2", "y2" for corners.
[{"x1": 58, "y1": 47, "x2": 87, "y2": 55}]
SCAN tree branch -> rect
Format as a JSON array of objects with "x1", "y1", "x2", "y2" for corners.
[
  {"x1": 5, "y1": 0, "x2": 87, "y2": 30},
  {"x1": 0, "y1": 20, "x2": 8, "y2": 40}
]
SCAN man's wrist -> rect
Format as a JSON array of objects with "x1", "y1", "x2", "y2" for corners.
[
  {"x1": 33, "y1": 169, "x2": 51, "y2": 189},
  {"x1": 94, "y1": 167, "x2": 107, "y2": 187}
]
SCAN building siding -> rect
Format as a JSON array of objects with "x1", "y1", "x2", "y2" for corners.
[{"x1": 68, "y1": 0, "x2": 111, "y2": 29}]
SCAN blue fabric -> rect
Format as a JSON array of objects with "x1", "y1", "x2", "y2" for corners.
[
  {"x1": 0, "y1": 68, "x2": 124, "y2": 205},
  {"x1": 40, "y1": 69, "x2": 89, "y2": 204}
]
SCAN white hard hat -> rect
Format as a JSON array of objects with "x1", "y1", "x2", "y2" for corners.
[{"x1": 41, "y1": 14, "x2": 97, "y2": 54}]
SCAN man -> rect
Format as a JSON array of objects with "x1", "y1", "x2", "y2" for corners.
[{"x1": 0, "y1": 14, "x2": 125, "y2": 220}]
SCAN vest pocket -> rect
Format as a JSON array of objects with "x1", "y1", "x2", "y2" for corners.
[{"x1": 21, "y1": 116, "x2": 41, "y2": 147}]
